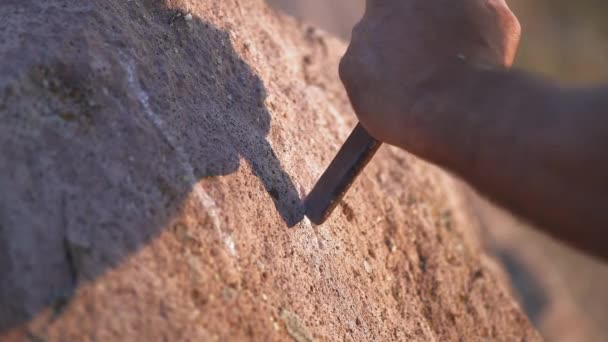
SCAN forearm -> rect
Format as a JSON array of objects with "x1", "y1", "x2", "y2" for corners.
[{"x1": 415, "y1": 67, "x2": 608, "y2": 260}]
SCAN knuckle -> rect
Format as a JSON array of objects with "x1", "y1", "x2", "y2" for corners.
[
  {"x1": 351, "y1": 21, "x2": 362, "y2": 37},
  {"x1": 489, "y1": 0, "x2": 521, "y2": 35},
  {"x1": 509, "y1": 14, "x2": 522, "y2": 40},
  {"x1": 498, "y1": 4, "x2": 522, "y2": 59},
  {"x1": 483, "y1": 0, "x2": 521, "y2": 63},
  {"x1": 338, "y1": 52, "x2": 352, "y2": 81},
  {"x1": 339, "y1": 47, "x2": 361, "y2": 88},
  {"x1": 339, "y1": 52, "x2": 371, "y2": 118},
  {"x1": 340, "y1": 39, "x2": 379, "y2": 117},
  {"x1": 350, "y1": 18, "x2": 368, "y2": 41}
]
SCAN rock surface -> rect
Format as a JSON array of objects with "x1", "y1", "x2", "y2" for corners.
[
  {"x1": 0, "y1": 0, "x2": 539, "y2": 340},
  {"x1": 270, "y1": 1, "x2": 608, "y2": 341}
]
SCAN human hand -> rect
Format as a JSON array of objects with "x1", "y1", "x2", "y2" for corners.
[{"x1": 339, "y1": 0, "x2": 521, "y2": 155}]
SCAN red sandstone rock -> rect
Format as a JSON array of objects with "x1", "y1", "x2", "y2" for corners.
[{"x1": 0, "y1": 0, "x2": 539, "y2": 340}]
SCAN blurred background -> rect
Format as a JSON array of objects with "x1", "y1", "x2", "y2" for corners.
[{"x1": 267, "y1": 1, "x2": 608, "y2": 341}]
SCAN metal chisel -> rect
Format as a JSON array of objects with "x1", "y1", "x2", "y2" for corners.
[{"x1": 305, "y1": 123, "x2": 382, "y2": 224}]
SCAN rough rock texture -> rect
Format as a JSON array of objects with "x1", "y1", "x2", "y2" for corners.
[
  {"x1": 0, "y1": 0, "x2": 539, "y2": 340},
  {"x1": 270, "y1": 1, "x2": 608, "y2": 341}
]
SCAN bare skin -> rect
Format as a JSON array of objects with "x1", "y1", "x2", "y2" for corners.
[{"x1": 340, "y1": 0, "x2": 608, "y2": 260}]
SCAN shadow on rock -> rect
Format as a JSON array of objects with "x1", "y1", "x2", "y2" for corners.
[
  {"x1": 495, "y1": 249, "x2": 549, "y2": 327},
  {"x1": 0, "y1": 0, "x2": 303, "y2": 332}
]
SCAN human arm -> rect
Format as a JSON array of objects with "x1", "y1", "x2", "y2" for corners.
[
  {"x1": 340, "y1": 0, "x2": 608, "y2": 260},
  {"x1": 416, "y1": 65, "x2": 608, "y2": 261}
]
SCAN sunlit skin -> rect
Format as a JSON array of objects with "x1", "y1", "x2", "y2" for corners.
[{"x1": 339, "y1": 0, "x2": 608, "y2": 260}]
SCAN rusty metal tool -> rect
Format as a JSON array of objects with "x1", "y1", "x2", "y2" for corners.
[{"x1": 305, "y1": 123, "x2": 382, "y2": 224}]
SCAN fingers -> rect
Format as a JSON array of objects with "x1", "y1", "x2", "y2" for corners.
[
  {"x1": 481, "y1": 0, "x2": 522, "y2": 66},
  {"x1": 492, "y1": 1, "x2": 522, "y2": 65},
  {"x1": 339, "y1": 44, "x2": 368, "y2": 115},
  {"x1": 364, "y1": 0, "x2": 388, "y2": 10},
  {"x1": 364, "y1": 0, "x2": 401, "y2": 13}
]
